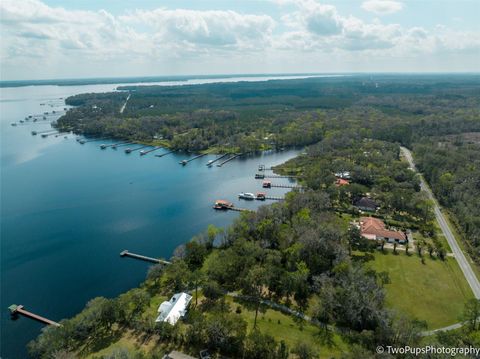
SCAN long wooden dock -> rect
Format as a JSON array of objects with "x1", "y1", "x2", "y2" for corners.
[
  {"x1": 217, "y1": 153, "x2": 242, "y2": 167},
  {"x1": 101, "y1": 141, "x2": 130, "y2": 149},
  {"x1": 271, "y1": 184, "x2": 302, "y2": 189},
  {"x1": 263, "y1": 175, "x2": 299, "y2": 179},
  {"x1": 8, "y1": 305, "x2": 60, "y2": 327},
  {"x1": 207, "y1": 153, "x2": 229, "y2": 166},
  {"x1": 140, "y1": 147, "x2": 162, "y2": 156},
  {"x1": 155, "y1": 150, "x2": 175, "y2": 157},
  {"x1": 79, "y1": 137, "x2": 108, "y2": 144},
  {"x1": 180, "y1": 153, "x2": 207, "y2": 165},
  {"x1": 120, "y1": 250, "x2": 171, "y2": 265}
]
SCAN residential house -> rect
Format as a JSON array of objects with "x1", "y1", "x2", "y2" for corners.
[
  {"x1": 156, "y1": 292, "x2": 192, "y2": 325},
  {"x1": 359, "y1": 217, "x2": 407, "y2": 244},
  {"x1": 355, "y1": 197, "x2": 379, "y2": 212}
]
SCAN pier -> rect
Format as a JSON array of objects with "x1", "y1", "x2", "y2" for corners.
[
  {"x1": 100, "y1": 142, "x2": 130, "y2": 149},
  {"x1": 41, "y1": 132, "x2": 59, "y2": 138},
  {"x1": 271, "y1": 184, "x2": 302, "y2": 189},
  {"x1": 8, "y1": 304, "x2": 60, "y2": 327},
  {"x1": 140, "y1": 147, "x2": 162, "y2": 156},
  {"x1": 206, "y1": 153, "x2": 229, "y2": 166},
  {"x1": 180, "y1": 153, "x2": 207, "y2": 165},
  {"x1": 79, "y1": 137, "x2": 108, "y2": 144},
  {"x1": 263, "y1": 175, "x2": 299, "y2": 179},
  {"x1": 112, "y1": 142, "x2": 134, "y2": 149},
  {"x1": 217, "y1": 153, "x2": 242, "y2": 167},
  {"x1": 120, "y1": 250, "x2": 171, "y2": 265},
  {"x1": 155, "y1": 150, "x2": 175, "y2": 157},
  {"x1": 32, "y1": 129, "x2": 56, "y2": 136},
  {"x1": 263, "y1": 196, "x2": 285, "y2": 201},
  {"x1": 125, "y1": 145, "x2": 148, "y2": 153}
]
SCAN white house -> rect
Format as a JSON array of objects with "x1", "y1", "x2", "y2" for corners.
[{"x1": 156, "y1": 292, "x2": 192, "y2": 325}]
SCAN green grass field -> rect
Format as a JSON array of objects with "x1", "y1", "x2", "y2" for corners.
[
  {"x1": 225, "y1": 296, "x2": 348, "y2": 358},
  {"x1": 367, "y1": 252, "x2": 473, "y2": 329}
]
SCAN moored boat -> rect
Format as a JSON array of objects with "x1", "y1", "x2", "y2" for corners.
[{"x1": 238, "y1": 192, "x2": 255, "y2": 200}]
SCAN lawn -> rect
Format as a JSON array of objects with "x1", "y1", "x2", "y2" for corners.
[
  {"x1": 367, "y1": 252, "x2": 473, "y2": 329},
  {"x1": 225, "y1": 296, "x2": 349, "y2": 358}
]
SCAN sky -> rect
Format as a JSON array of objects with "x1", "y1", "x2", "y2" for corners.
[{"x1": 0, "y1": 0, "x2": 479, "y2": 80}]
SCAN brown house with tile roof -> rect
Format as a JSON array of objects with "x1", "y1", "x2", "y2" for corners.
[{"x1": 360, "y1": 217, "x2": 407, "y2": 244}]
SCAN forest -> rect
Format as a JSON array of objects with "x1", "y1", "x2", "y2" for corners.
[
  {"x1": 35, "y1": 75, "x2": 480, "y2": 358},
  {"x1": 55, "y1": 75, "x2": 480, "y2": 152}
]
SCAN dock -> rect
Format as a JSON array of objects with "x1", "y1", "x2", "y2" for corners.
[
  {"x1": 140, "y1": 147, "x2": 162, "y2": 156},
  {"x1": 32, "y1": 129, "x2": 56, "y2": 136},
  {"x1": 100, "y1": 142, "x2": 130, "y2": 149},
  {"x1": 271, "y1": 184, "x2": 302, "y2": 189},
  {"x1": 217, "y1": 153, "x2": 242, "y2": 167},
  {"x1": 78, "y1": 137, "x2": 108, "y2": 144},
  {"x1": 112, "y1": 142, "x2": 134, "y2": 149},
  {"x1": 179, "y1": 153, "x2": 207, "y2": 165},
  {"x1": 263, "y1": 196, "x2": 285, "y2": 201},
  {"x1": 41, "y1": 132, "x2": 59, "y2": 138},
  {"x1": 125, "y1": 145, "x2": 148, "y2": 153},
  {"x1": 227, "y1": 207, "x2": 252, "y2": 212},
  {"x1": 120, "y1": 250, "x2": 171, "y2": 265},
  {"x1": 8, "y1": 304, "x2": 60, "y2": 327},
  {"x1": 155, "y1": 150, "x2": 175, "y2": 157},
  {"x1": 206, "y1": 153, "x2": 229, "y2": 166},
  {"x1": 263, "y1": 175, "x2": 299, "y2": 179}
]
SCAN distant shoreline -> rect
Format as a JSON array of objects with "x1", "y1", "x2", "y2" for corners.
[{"x1": 0, "y1": 73, "x2": 339, "y2": 88}]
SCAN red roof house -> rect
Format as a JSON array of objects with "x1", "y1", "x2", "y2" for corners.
[{"x1": 359, "y1": 217, "x2": 407, "y2": 243}]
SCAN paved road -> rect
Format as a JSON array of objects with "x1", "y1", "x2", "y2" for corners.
[
  {"x1": 120, "y1": 93, "x2": 131, "y2": 113},
  {"x1": 401, "y1": 146, "x2": 480, "y2": 299}
]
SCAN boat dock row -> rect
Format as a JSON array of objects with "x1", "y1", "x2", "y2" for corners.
[
  {"x1": 120, "y1": 250, "x2": 171, "y2": 265},
  {"x1": 8, "y1": 305, "x2": 60, "y2": 327}
]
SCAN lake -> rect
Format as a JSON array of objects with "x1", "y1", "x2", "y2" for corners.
[{"x1": 0, "y1": 78, "x2": 300, "y2": 359}]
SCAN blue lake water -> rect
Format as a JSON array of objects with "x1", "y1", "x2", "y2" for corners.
[{"x1": 0, "y1": 80, "x2": 300, "y2": 358}]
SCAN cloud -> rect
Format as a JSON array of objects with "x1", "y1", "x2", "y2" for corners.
[
  {"x1": 361, "y1": 0, "x2": 403, "y2": 15},
  {"x1": 0, "y1": 0, "x2": 479, "y2": 78},
  {"x1": 120, "y1": 9, "x2": 274, "y2": 50}
]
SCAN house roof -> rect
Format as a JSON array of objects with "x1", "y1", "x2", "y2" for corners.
[
  {"x1": 335, "y1": 178, "x2": 350, "y2": 186},
  {"x1": 156, "y1": 292, "x2": 192, "y2": 325},
  {"x1": 355, "y1": 197, "x2": 379, "y2": 209},
  {"x1": 360, "y1": 217, "x2": 406, "y2": 241}
]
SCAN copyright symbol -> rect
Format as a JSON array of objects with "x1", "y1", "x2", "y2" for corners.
[{"x1": 376, "y1": 346, "x2": 385, "y2": 354}]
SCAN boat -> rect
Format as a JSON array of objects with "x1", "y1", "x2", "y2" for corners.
[
  {"x1": 11, "y1": 123, "x2": 17, "y2": 126},
  {"x1": 213, "y1": 200, "x2": 234, "y2": 210},
  {"x1": 238, "y1": 192, "x2": 255, "y2": 200},
  {"x1": 140, "y1": 150, "x2": 147, "y2": 156},
  {"x1": 125, "y1": 148, "x2": 132, "y2": 153},
  {"x1": 255, "y1": 173, "x2": 265, "y2": 179},
  {"x1": 41, "y1": 133, "x2": 49, "y2": 138},
  {"x1": 262, "y1": 180, "x2": 272, "y2": 188},
  {"x1": 180, "y1": 160, "x2": 188, "y2": 165},
  {"x1": 33, "y1": 118, "x2": 38, "y2": 122},
  {"x1": 31, "y1": 131, "x2": 37, "y2": 135},
  {"x1": 256, "y1": 192, "x2": 266, "y2": 200},
  {"x1": 206, "y1": 160, "x2": 214, "y2": 166},
  {"x1": 79, "y1": 140, "x2": 86, "y2": 144},
  {"x1": 20, "y1": 120, "x2": 24, "y2": 123},
  {"x1": 100, "y1": 144, "x2": 107, "y2": 149}
]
